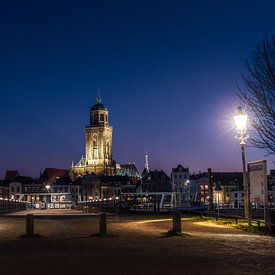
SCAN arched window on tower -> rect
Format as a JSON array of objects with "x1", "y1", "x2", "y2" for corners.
[
  {"x1": 94, "y1": 114, "x2": 99, "y2": 124},
  {"x1": 107, "y1": 142, "x2": 110, "y2": 158},
  {"x1": 93, "y1": 134, "x2": 98, "y2": 147}
]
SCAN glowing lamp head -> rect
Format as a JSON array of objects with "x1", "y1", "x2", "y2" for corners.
[
  {"x1": 46, "y1": 185, "x2": 51, "y2": 190},
  {"x1": 234, "y1": 106, "x2": 248, "y2": 133}
]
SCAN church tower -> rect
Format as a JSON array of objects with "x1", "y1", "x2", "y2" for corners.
[
  {"x1": 86, "y1": 93, "x2": 113, "y2": 170},
  {"x1": 71, "y1": 93, "x2": 115, "y2": 177}
]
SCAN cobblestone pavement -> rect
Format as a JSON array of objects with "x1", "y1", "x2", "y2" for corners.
[{"x1": 0, "y1": 215, "x2": 274, "y2": 275}]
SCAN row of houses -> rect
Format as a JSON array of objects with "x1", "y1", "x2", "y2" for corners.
[
  {"x1": 0, "y1": 167, "x2": 172, "y2": 208},
  {"x1": 0, "y1": 165, "x2": 275, "y2": 209},
  {"x1": 188, "y1": 169, "x2": 275, "y2": 208}
]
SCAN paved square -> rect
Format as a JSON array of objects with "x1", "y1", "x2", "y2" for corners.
[{"x1": 0, "y1": 214, "x2": 274, "y2": 274}]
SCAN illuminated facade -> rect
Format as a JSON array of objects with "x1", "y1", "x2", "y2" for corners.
[{"x1": 71, "y1": 94, "x2": 115, "y2": 178}]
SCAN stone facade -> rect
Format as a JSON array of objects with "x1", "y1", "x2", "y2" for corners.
[{"x1": 71, "y1": 96, "x2": 115, "y2": 178}]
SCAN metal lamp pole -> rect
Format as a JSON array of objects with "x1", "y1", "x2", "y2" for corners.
[
  {"x1": 241, "y1": 143, "x2": 250, "y2": 223},
  {"x1": 46, "y1": 185, "x2": 51, "y2": 209},
  {"x1": 234, "y1": 106, "x2": 251, "y2": 224}
]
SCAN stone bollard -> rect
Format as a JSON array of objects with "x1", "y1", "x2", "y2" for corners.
[
  {"x1": 26, "y1": 214, "x2": 34, "y2": 237},
  {"x1": 173, "y1": 212, "x2": 182, "y2": 234},
  {"x1": 267, "y1": 210, "x2": 275, "y2": 234},
  {"x1": 99, "y1": 213, "x2": 107, "y2": 235}
]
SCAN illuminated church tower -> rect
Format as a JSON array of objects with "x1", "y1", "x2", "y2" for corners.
[{"x1": 71, "y1": 93, "x2": 114, "y2": 177}]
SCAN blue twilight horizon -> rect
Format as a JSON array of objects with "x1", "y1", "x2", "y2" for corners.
[{"x1": 0, "y1": 0, "x2": 274, "y2": 179}]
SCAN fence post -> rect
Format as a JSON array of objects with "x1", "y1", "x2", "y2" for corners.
[
  {"x1": 99, "y1": 213, "x2": 107, "y2": 234},
  {"x1": 26, "y1": 214, "x2": 34, "y2": 237},
  {"x1": 173, "y1": 212, "x2": 182, "y2": 234}
]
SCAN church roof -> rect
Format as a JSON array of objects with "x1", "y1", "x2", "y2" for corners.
[
  {"x1": 75, "y1": 157, "x2": 86, "y2": 167},
  {"x1": 120, "y1": 164, "x2": 139, "y2": 172},
  {"x1": 141, "y1": 168, "x2": 149, "y2": 178},
  {"x1": 91, "y1": 103, "x2": 106, "y2": 111},
  {"x1": 11, "y1": 176, "x2": 38, "y2": 185},
  {"x1": 91, "y1": 91, "x2": 106, "y2": 111}
]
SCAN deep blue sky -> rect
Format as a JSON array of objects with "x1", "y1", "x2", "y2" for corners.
[{"x1": 0, "y1": 0, "x2": 274, "y2": 178}]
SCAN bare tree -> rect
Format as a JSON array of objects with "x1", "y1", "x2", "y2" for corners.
[{"x1": 238, "y1": 36, "x2": 275, "y2": 155}]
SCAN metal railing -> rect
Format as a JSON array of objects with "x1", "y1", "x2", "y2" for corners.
[{"x1": 0, "y1": 198, "x2": 29, "y2": 215}]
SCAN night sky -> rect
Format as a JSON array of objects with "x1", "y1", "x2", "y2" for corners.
[{"x1": 0, "y1": 0, "x2": 274, "y2": 178}]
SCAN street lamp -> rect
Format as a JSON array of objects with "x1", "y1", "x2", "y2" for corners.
[
  {"x1": 234, "y1": 106, "x2": 250, "y2": 223},
  {"x1": 46, "y1": 185, "x2": 51, "y2": 209},
  {"x1": 214, "y1": 181, "x2": 222, "y2": 221}
]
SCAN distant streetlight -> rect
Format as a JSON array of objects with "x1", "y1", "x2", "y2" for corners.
[
  {"x1": 46, "y1": 185, "x2": 51, "y2": 209},
  {"x1": 214, "y1": 181, "x2": 222, "y2": 220},
  {"x1": 234, "y1": 106, "x2": 250, "y2": 223}
]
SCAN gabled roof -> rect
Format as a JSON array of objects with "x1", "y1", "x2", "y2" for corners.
[
  {"x1": 4, "y1": 170, "x2": 19, "y2": 181},
  {"x1": 190, "y1": 172, "x2": 243, "y2": 186},
  {"x1": 40, "y1": 168, "x2": 69, "y2": 181},
  {"x1": 144, "y1": 170, "x2": 171, "y2": 181},
  {"x1": 211, "y1": 172, "x2": 243, "y2": 186},
  {"x1": 172, "y1": 165, "x2": 189, "y2": 173},
  {"x1": 12, "y1": 176, "x2": 36, "y2": 184}
]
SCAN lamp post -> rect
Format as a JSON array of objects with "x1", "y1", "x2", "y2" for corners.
[
  {"x1": 214, "y1": 181, "x2": 222, "y2": 221},
  {"x1": 234, "y1": 106, "x2": 251, "y2": 224},
  {"x1": 46, "y1": 185, "x2": 51, "y2": 209}
]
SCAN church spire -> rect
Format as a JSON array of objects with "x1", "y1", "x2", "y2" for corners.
[
  {"x1": 96, "y1": 89, "x2": 102, "y2": 103},
  {"x1": 145, "y1": 152, "x2": 149, "y2": 172}
]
